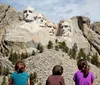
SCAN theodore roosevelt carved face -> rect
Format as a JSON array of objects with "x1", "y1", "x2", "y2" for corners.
[
  {"x1": 46, "y1": 21, "x2": 57, "y2": 36},
  {"x1": 23, "y1": 6, "x2": 37, "y2": 22}
]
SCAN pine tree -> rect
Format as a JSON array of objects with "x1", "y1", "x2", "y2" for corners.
[
  {"x1": 0, "y1": 65, "x2": 2, "y2": 75},
  {"x1": 37, "y1": 43, "x2": 44, "y2": 53},
  {"x1": 47, "y1": 41, "x2": 53, "y2": 49},
  {"x1": 1, "y1": 76, "x2": 6, "y2": 85},
  {"x1": 70, "y1": 43, "x2": 78, "y2": 59},
  {"x1": 77, "y1": 48, "x2": 87, "y2": 60},
  {"x1": 32, "y1": 50, "x2": 35, "y2": 55},
  {"x1": 30, "y1": 72, "x2": 38, "y2": 85},
  {"x1": 91, "y1": 53, "x2": 100, "y2": 67}
]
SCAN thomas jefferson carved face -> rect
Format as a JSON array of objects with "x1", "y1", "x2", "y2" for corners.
[
  {"x1": 46, "y1": 22, "x2": 56, "y2": 36},
  {"x1": 60, "y1": 21, "x2": 73, "y2": 37},
  {"x1": 23, "y1": 6, "x2": 37, "y2": 22},
  {"x1": 36, "y1": 14, "x2": 46, "y2": 27}
]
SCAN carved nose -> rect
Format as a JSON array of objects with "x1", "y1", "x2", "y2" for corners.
[
  {"x1": 41, "y1": 20, "x2": 43, "y2": 22},
  {"x1": 26, "y1": 14, "x2": 29, "y2": 17}
]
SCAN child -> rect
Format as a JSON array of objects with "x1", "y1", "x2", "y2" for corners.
[
  {"x1": 8, "y1": 60, "x2": 30, "y2": 85},
  {"x1": 73, "y1": 59, "x2": 95, "y2": 85},
  {"x1": 46, "y1": 65, "x2": 65, "y2": 85}
]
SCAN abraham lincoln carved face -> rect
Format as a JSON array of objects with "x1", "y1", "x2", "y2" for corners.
[{"x1": 60, "y1": 20, "x2": 73, "y2": 37}]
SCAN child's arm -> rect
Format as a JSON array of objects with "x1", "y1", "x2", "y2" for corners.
[
  {"x1": 91, "y1": 81, "x2": 94, "y2": 85},
  {"x1": 28, "y1": 78, "x2": 30, "y2": 85},
  {"x1": 61, "y1": 77, "x2": 65, "y2": 85},
  {"x1": 8, "y1": 79, "x2": 13, "y2": 85}
]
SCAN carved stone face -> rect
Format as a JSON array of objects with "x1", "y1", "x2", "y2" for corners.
[
  {"x1": 36, "y1": 14, "x2": 46, "y2": 27},
  {"x1": 46, "y1": 22, "x2": 56, "y2": 36},
  {"x1": 60, "y1": 21, "x2": 73, "y2": 37},
  {"x1": 23, "y1": 6, "x2": 37, "y2": 22}
]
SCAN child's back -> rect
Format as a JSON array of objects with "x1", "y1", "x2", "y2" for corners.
[
  {"x1": 9, "y1": 60, "x2": 30, "y2": 85},
  {"x1": 46, "y1": 75, "x2": 65, "y2": 85},
  {"x1": 73, "y1": 59, "x2": 95, "y2": 85},
  {"x1": 11, "y1": 71, "x2": 29, "y2": 85},
  {"x1": 46, "y1": 65, "x2": 65, "y2": 85},
  {"x1": 73, "y1": 70, "x2": 94, "y2": 85}
]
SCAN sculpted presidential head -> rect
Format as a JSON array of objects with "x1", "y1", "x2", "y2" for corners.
[
  {"x1": 36, "y1": 13, "x2": 47, "y2": 27},
  {"x1": 23, "y1": 6, "x2": 37, "y2": 22},
  {"x1": 59, "y1": 20, "x2": 73, "y2": 37},
  {"x1": 46, "y1": 21, "x2": 57, "y2": 36}
]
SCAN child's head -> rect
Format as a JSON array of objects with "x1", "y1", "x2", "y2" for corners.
[
  {"x1": 52, "y1": 65, "x2": 63, "y2": 75},
  {"x1": 15, "y1": 60, "x2": 26, "y2": 73},
  {"x1": 77, "y1": 59, "x2": 89, "y2": 78}
]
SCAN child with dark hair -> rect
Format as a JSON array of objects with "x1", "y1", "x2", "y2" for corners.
[
  {"x1": 8, "y1": 60, "x2": 30, "y2": 85},
  {"x1": 73, "y1": 59, "x2": 95, "y2": 85},
  {"x1": 46, "y1": 65, "x2": 65, "y2": 85}
]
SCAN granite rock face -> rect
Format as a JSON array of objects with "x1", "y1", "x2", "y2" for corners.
[
  {"x1": 25, "y1": 48, "x2": 100, "y2": 85},
  {"x1": 76, "y1": 16, "x2": 100, "y2": 55},
  {"x1": 90, "y1": 22, "x2": 100, "y2": 35}
]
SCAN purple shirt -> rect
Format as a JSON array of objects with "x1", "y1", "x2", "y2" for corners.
[{"x1": 73, "y1": 70, "x2": 95, "y2": 85}]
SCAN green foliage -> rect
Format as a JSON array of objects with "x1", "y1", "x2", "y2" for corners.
[
  {"x1": 9, "y1": 51, "x2": 19, "y2": 64},
  {"x1": 77, "y1": 48, "x2": 87, "y2": 60},
  {"x1": 59, "y1": 41, "x2": 69, "y2": 53},
  {"x1": 55, "y1": 45, "x2": 59, "y2": 51},
  {"x1": 47, "y1": 41, "x2": 53, "y2": 49},
  {"x1": 69, "y1": 43, "x2": 78, "y2": 59},
  {"x1": 91, "y1": 53, "x2": 100, "y2": 67},
  {"x1": 32, "y1": 50, "x2": 35, "y2": 55},
  {"x1": 37, "y1": 43, "x2": 44, "y2": 53},
  {"x1": 55, "y1": 39, "x2": 58, "y2": 43},
  {"x1": 30, "y1": 72, "x2": 38, "y2": 85},
  {"x1": 77, "y1": 16, "x2": 84, "y2": 31},
  {"x1": 0, "y1": 65, "x2": 2, "y2": 75},
  {"x1": 9, "y1": 50, "x2": 29, "y2": 64},
  {"x1": 4, "y1": 67, "x2": 9, "y2": 76},
  {"x1": 1, "y1": 76, "x2": 6, "y2": 85}
]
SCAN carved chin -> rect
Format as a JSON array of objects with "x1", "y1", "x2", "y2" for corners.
[
  {"x1": 62, "y1": 33, "x2": 70, "y2": 37},
  {"x1": 49, "y1": 32, "x2": 54, "y2": 36}
]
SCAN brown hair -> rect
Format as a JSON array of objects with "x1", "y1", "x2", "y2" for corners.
[
  {"x1": 52, "y1": 65, "x2": 63, "y2": 75},
  {"x1": 15, "y1": 60, "x2": 25, "y2": 73},
  {"x1": 77, "y1": 59, "x2": 89, "y2": 78}
]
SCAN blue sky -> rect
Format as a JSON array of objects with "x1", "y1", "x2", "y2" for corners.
[{"x1": 0, "y1": 0, "x2": 100, "y2": 23}]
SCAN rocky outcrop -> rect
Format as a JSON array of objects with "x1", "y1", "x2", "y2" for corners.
[
  {"x1": 90, "y1": 22, "x2": 100, "y2": 35},
  {"x1": 76, "y1": 16, "x2": 100, "y2": 55}
]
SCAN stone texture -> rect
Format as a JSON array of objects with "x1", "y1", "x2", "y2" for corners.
[
  {"x1": 25, "y1": 48, "x2": 100, "y2": 85},
  {"x1": 90, "y1": 22, "x2": 100, "y2": 35}
]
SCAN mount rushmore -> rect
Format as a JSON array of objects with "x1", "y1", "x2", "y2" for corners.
[
  {"x1": 0, "y1": 4, "x2": 100, "y2": 85},
  {"x1": 0, "y1": 4, "x2": 100, "y2": 56}
]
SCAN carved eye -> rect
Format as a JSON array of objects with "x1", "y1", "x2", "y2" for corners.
[
  {"x1": 61, "y1": 26, "x2": 63, "y2": 28},
  {"x1": 24, "y1": 10, "x2": 27, "y2": 13},
  {"x1": 65, "y1": 25, "x2": 68, "y2": 28},
  {"x1": 38, "y1": 17, "x2": 41, "y2": 19},
  {"x1": 29, "y1": 10, "x2": 32, "y2": 13},
  {"x1": 48, "y1": 26, "x2": 52, "y2": 28}
]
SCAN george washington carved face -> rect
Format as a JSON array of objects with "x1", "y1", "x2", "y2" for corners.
[
  {"x1": 36, "y1": 13, "x2": 46, "y2": 27},
  {"x1": 23, "y1": 6, "x2": 37, "y2": 22}
]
